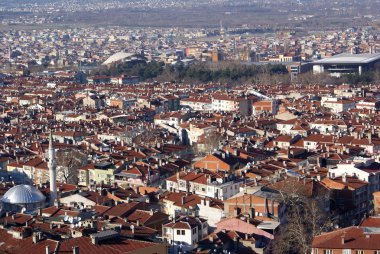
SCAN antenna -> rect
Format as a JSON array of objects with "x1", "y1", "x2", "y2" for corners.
[{"x1": 8, "y1": 44, "x2": 11, "y2": 63}]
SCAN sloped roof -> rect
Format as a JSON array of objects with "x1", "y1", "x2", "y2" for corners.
[{"x1": 102, "y1": 52, "x2": 136, "y2": 65}]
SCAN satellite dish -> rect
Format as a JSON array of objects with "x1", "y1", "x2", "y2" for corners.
[
  {"x1": 64, "y1": 215, "x2": 69, "y2": 222},
  {"x1": 130, "y1": 225, "x2": 135, "y2": 230},
  {"x1": 69, "y1": 217, "x2": 73, "y2": 224},
  {"x1": 78, "y1": 217, "x2": 82, "y2": 221},
  {"x1": 78, "y1": 222, "x2": 82, "y2": 227}
]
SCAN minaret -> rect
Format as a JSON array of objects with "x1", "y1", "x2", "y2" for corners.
[{"x1": 48, "y1": 131, "x2": 58, "y2": 206}]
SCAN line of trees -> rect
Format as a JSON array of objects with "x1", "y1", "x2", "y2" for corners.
[
  {"x1": 95, "y1": 59, "x2": 380, "y2": 85},
  {"x1": 163, "y1": 63, "x2": 289, "y2": 83},
  {"x1": 95, "y1": 60, "x2": 289, "y2": 83},
  {"x1": 95, "y1": 60, "x2": 165, "y2": 80}
]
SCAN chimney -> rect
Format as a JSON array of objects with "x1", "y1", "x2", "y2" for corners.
[
  {"x1": 233, "y1": 207, "x2": 240, "y2": 217},
  {"x1": 45, "y1": 245, "x2": 50, "y2": 254},
  {"x1": 91, "y1": 236, "x2": 98, "y2": 245},
  {"x1": 72, "y1": 246, "x2": 79, "y2": 254},
  {"x1": 136, "y1": 220, "x2": 140, "y2": 226},
  {"x1": 32, "y1": 233, "x2": 38, "y2": 244},
  {"x1": 181, "y1": 196, "x2": 186, "y2": 205},
  {"x1": 341, "y1": 234, "x2": 345, "y2": 245},
  {"x1": 206, "y1": 175, "x2": 211, "y2": 184},
  {"x1": 342, "y1": 173, "x2": 347, "y2": 183},
  {"x1": 248, "y1": 207, "x2": 255, "y2": 219}
]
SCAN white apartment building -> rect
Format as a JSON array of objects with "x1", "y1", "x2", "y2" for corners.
[
  {"x1": 162, "y1": 216, "x2": 208, "y2": 253},
  {"x1": 321, "y1": 97, "x2": 356, "y2": 113},
  {"x1": 329, "y1": 157, "x2": 380, "y2": 196},
  {"x1": 166, "y1": 171, "x2": 244, "y2": 200}
]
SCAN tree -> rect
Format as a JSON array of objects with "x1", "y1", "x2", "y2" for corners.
[
  {"x1": 267, "y1": 178, "x2": 332, "y2": 254},
  {"x1": 193, "y1": 130, "x2": 225, "y2": 156},
  {"x1": 56, "y1": 149, "x2": 87, "y2": 184}
]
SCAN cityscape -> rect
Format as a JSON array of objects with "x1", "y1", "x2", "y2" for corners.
[{"x1": 1, "y1": 0, "x2": 380, "y2": 254}]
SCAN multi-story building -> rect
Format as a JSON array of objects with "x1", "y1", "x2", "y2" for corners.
[
  {"x1": 329, "y1": 158, "x2": 380, "y2": 196},
  {"x1": 180, "y1": 97, "x2": 213, "y2": 111},
  {"x1": 165, "y1": 170, "x2": 244, "y2": 200},
  {"x1": 83, "y1": 95, "x2": 105, "y2": 109},
  {"x1": 321, "y1": 97, "x2": 356, "y2": 113},
  {"x1": 312, "y1": 225, "x2": 380, "y2": 254},
  {"x1": 322, "y1": 175, "x2": 369, "y2": 225},
  {"x1": 87, "y1": 161, "x2": 122, "y2": 185},
  {"x1": 211, "y1": 95, "x2": 252, "y2": 116},
  {"x1": 162, "y1": 216, "x2": 208, "y2": 253}
]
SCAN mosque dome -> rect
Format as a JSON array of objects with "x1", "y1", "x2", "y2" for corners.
[{"x1": 2, "y1": 185, "x2": 46, "y2": 204}]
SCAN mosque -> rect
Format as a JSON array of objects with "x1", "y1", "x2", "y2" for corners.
[{"x1": 1, "y1": 131, "x2": 58, "y2": 213}]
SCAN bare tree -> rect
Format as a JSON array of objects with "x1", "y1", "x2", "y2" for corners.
[
  {"x1": 267, "y1": 178, "x2": 332, "y2": 254},
  {"x1": 193, "y1": 130, "x2": 224, "y2": 156},
  {"x1": 56, "y1": 149, "x2": 87, "y2": 184}
]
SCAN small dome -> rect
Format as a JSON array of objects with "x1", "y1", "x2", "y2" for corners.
[{"x1": 2, "y1": 185, "x2": 45, "y2": 204}]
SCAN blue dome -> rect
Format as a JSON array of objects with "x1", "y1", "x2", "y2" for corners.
[{"x1": 2, "y1": 185, "x2": 45, "y2": 204}]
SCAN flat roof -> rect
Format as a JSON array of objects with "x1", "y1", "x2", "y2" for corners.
[{"x1": 313, "y1": 53, "x2": 380, "y2": 65}]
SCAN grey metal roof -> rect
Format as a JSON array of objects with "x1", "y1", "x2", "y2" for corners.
[
  {"x1": 1, "y1": 185, "x2": 46, "y2": 204},
  {"x1": 91, "y1": 230, "x2": 119, "y2": 238},
  {"x1": 102, "y1": 52, "x2": 137, "y2": 65},
  {"x1": 313, "y1": 53, "x2": 380, "y2": 65}
]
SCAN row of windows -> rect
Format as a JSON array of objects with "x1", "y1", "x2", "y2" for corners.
[{"x1": 177, "y1": 230, "x2": 185, "y2": 235}]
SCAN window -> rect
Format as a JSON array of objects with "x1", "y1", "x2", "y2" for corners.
[
  {"x1": 324, "y1": 250, "x2": 332, "y2": 254},
  {"x1": 356, "y1": 251, "x2": 363, "y2": 254},
  {"x1": 177, "y1": 230, "x2": 180, "y2": 235},
  {"x1": 342, "y1": 250, "x2": 351, "y2": 254},
  {"x1": 181, "y1": 230, "x2": 185, "y2": 235}
]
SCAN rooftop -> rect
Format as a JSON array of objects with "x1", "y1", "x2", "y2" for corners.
[{"x1": 314, "y1": 53, "x2": 380, "y2": 65}]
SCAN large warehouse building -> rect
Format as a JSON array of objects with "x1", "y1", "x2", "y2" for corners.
[{"x1": 313, "y1": 53, "x2": 380, "y2": 77}]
